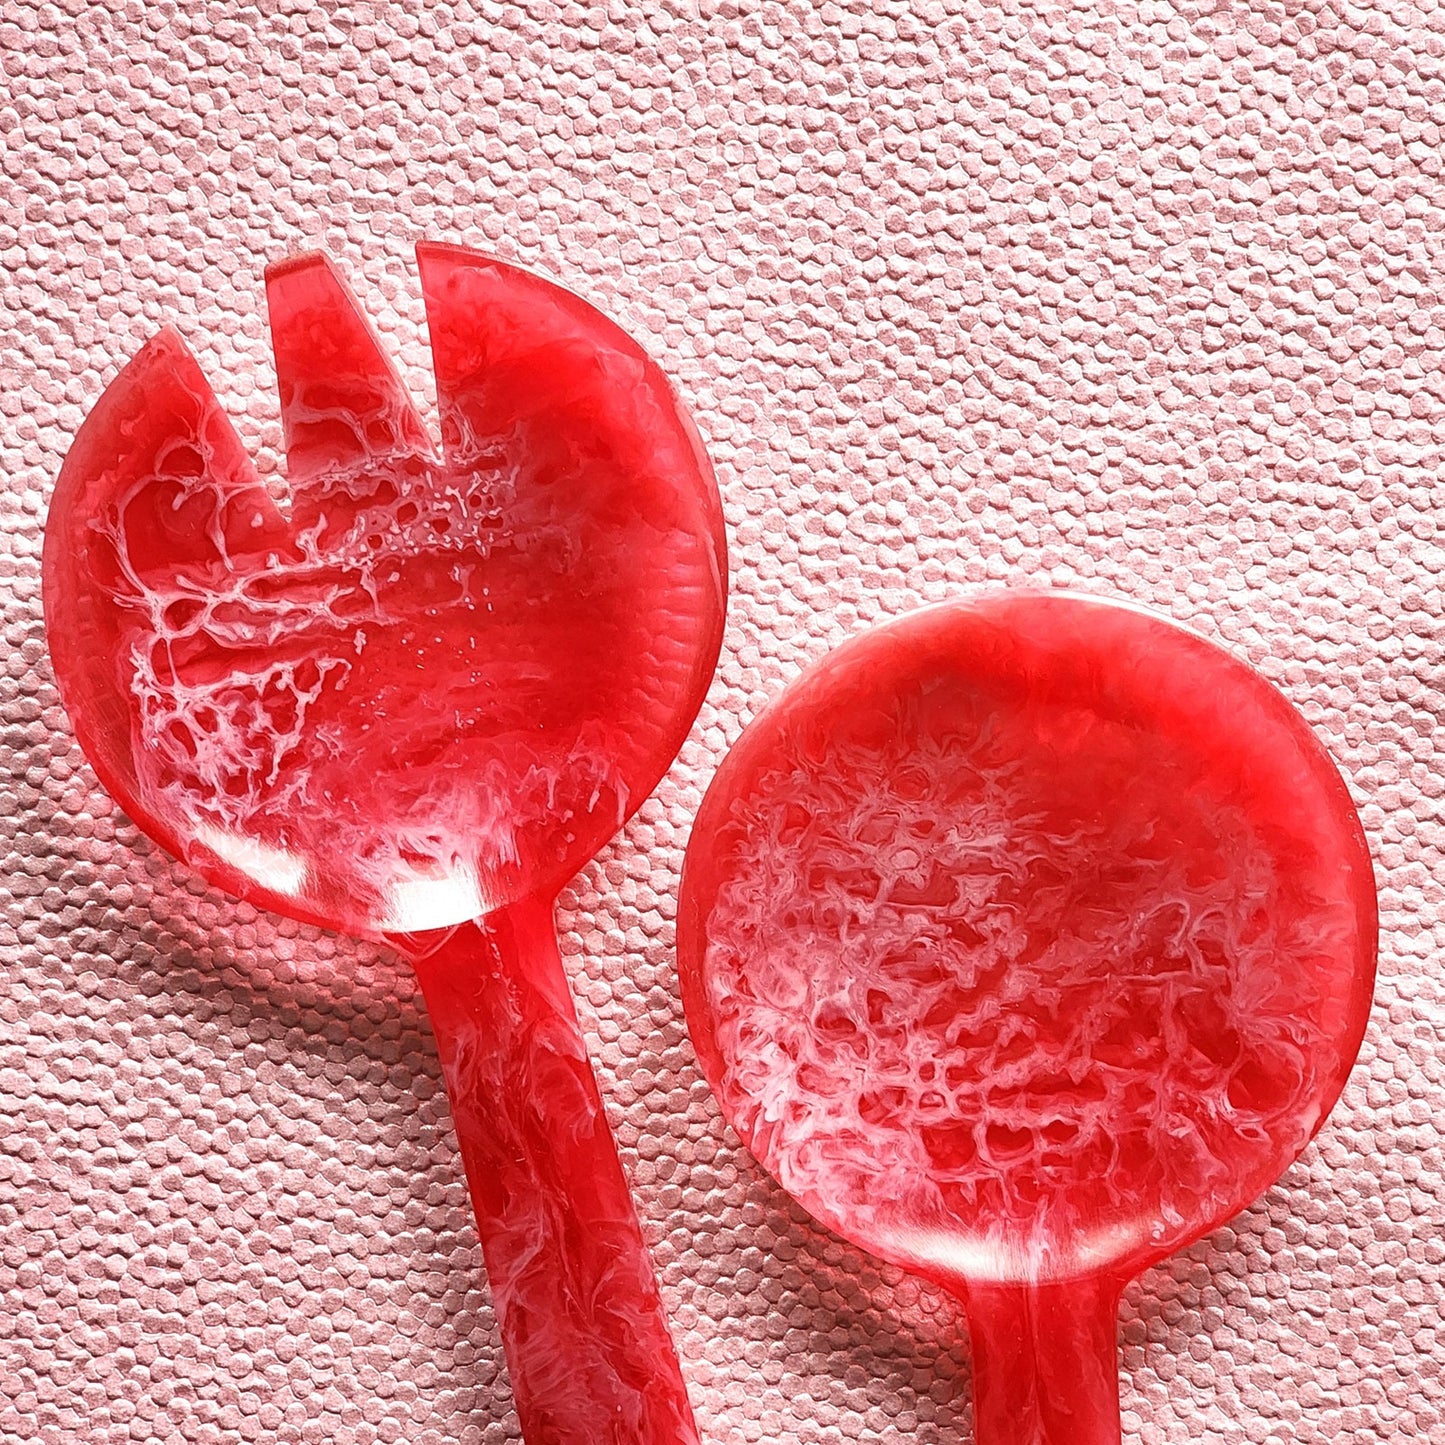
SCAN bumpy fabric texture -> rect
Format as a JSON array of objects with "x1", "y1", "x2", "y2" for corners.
[{"x1": 2, "y1": 2, "x2": 1442, "y2": 1441}]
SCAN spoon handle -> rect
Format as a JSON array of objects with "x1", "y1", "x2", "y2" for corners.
[
  {"x1": 407, "y1": 900, "x2": 699, "y2": 1445},
  {"x1": 959, "y1": 1276, "x2": 1123, "y2": 1445}
]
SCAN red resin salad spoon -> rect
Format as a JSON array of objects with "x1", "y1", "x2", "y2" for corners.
[
  {"x1": 679, "y1": 591, "x2": 1375, "y2": 1445},
  {"x1": 43, "y1": 244, "x2": 726, "y2": 1445}
]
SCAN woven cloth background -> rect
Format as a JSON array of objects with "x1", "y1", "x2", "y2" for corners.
[{"x1": 3, "y1": 2, "x2": 1444, "y2": 1441}]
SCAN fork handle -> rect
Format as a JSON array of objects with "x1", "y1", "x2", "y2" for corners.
[{"x1": 407, "y1": 900, "x2": 699, "y2": 1445}]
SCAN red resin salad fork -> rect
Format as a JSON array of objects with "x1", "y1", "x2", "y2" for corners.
[
  {"x1": 43, "y1": 244, "x2": 726, "y2": 1445},
  {"x1": 680, "y1": 591, "x2": 1376, "y2": 1444}
]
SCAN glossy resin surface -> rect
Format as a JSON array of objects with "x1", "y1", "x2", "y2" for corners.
[
  {"x1": 44, "y1": 246, "x2": 726, "y2": 1445},
  {"x1": 680, "y1": 592, "x2": 1376, "y2": 1444},
  {"x1": 44, "y1": 244, "x2": 726, "y2": 938}
]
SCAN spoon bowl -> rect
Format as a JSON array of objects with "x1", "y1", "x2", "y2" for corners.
[{"x1": 679, "y1": 590, "x2": 1375, "y2": 1444}]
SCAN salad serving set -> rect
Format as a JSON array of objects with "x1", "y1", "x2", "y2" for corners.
[{"x1": 40, "y1": 246, "x2": 1378, "y2": 1445}]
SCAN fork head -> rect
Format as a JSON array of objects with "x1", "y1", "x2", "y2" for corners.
[{"x1": 44, "y1": 244, "x2": 727, "y2": 937}]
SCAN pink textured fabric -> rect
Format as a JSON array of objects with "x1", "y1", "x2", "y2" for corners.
[{"x1": 1, "y1": 3, "x2": 1441, "y2": 1442}]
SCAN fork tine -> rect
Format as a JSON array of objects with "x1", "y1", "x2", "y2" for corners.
[
  {"x1": 415, "y1": 241, "x2": 727, "y2": 572},
  {"x1": 43, "y1": 326, "x2": 297, "y2": 813},
  {"x1": 415, "y1": 239, "x2": 672, "y2": 477},
  {"x1": 414, "y1": 241, "x2": 632, "y2": 463},
  {"x1": 46, "y1": 326, "x2": 290, "y2": 589},
  {"x1": 265, "y1": 252, "x2": 433, "y2": 487}
]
